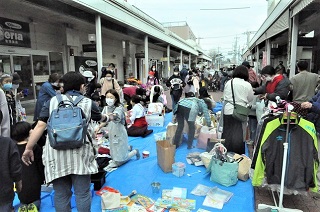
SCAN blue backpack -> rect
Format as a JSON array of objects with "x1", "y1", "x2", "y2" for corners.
[{"x1": 47, "y1": 93, "x2": 87, "y2": 150}]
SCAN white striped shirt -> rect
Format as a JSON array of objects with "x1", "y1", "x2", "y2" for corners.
[{"x1": 42, "y1": 94, "x2": 98, "y2": 183}]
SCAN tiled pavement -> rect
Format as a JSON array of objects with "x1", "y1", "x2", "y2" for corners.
[{"x1": 22, "y1": 89, "x2": 320, "y2": 211}]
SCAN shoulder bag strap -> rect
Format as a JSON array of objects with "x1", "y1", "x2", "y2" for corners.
[{"x1": 231, "y1": 79, "x2": 236, "y2": 106}]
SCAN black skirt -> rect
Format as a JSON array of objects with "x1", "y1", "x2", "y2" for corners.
[{"x1": 221, "y1": 114, "x2": 245, "y2": 154}]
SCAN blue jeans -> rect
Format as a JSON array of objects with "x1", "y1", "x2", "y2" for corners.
[
  {"x1": 248, "y1": 116, "x2": 258, "y2": 141},
  {"x1": 171, "y1": 94, "x2": 180, "y2": 111},
  {"x1": 52, "y1": 174, "x2": 91, "y2": 212}
]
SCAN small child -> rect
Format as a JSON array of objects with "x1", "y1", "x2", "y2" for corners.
[
  {"x1": 0, "y1": 136, "x2": 22, "y2": 212},
  {"x1": 0, "y1": 74, "x2": 16, "y2": 131},
  {"x1": 12, "y1": 122, "x2": 44, "y2": 212}
]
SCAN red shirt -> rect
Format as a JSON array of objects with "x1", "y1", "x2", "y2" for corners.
[{"x1": 266, "y1": 74, "x2": 284, "y2": 93}]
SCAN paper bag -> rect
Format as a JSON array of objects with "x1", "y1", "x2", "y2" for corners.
[
  {"x1": 101, "y1": 191, "x2": 121, "y2": 209},
  {"x1": 166, "y1": 122, "x2": 178, "y2": 144},
  {"x1": 233, "y1": 153, "x2": 252, "y2": 181},
  {"x1": 156, "y1": 140, "x2": 176, "y2": 173}
]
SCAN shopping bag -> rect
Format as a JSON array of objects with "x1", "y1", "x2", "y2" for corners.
[
  {"x1": 166, "y1": 122, "x2": 178, "y2": 144},
  {"x1": 197, "y1": 126, "x2": 217, "y2": 149},
  {"x1": 147, "y1": 103, "x2": 164, "y2": 115},
  {"x1": 256, "y1": 99, "x2": 265, "y2": 122},
  {"x1": 233, "y1": 153, "x2": 252, "y2": 181},
  {"x1": 101, "y1": 191, "x2": 121, "y2": 210},
  {"x1": 194, "y1": 122, "x2": 202, "y2": 138},
  {"x1": 17, "y1": 101, "x2": 26, "y2": 121},
  {"x1": 207, "y1": 157, "x2": 240, "y2": 187},
  {"x1": 156, "y1": 140, "x2": 176, "y2": 173},
  {"x1": 194, "y1": 116, "x2": 204, "y2": 138},
  {"x1": 199, "y1": 152, "x2": 213, "y2": 169}
]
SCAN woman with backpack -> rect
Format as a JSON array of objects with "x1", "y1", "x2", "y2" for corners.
[{"x1": 21, "y1": 72, "x2": 108, "y2": 212}]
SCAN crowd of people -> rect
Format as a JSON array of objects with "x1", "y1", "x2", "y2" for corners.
[{"x1": 1, "y1": 60, "x2": 320, "y2": 211}]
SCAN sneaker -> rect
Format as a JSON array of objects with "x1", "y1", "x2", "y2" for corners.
[
  {"x1": 135, "y1": 149, "x2": 140, "y2": 160},
  {"x1": 18, "y1": 205, "x2": 28, "y2": 212},
  {"x1": 27, "y1": 203, "x2": 38, "y2": 212}
]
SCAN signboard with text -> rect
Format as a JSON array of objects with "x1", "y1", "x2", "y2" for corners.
[{"x1": 0, "y1": 17, "x2": 31, "y2": 48}]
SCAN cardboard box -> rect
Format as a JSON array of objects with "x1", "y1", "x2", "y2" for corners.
[
  {"x1": 172, "y1": 162, "x2": 186, "y2": 177},
  {"x1": 146, "y1": 114, "x2": 165, "y2": 127},
  {"x1": 156, "y1": 140, "x2": 176, "y2": 173}
]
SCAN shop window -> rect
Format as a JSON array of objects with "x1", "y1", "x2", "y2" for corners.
[
  {"x1": 49, "y1": 52, "x2": 63, "y2": 75},
  {"x1": 33, "y1": 55, "x2": 49, "y2": 76}
]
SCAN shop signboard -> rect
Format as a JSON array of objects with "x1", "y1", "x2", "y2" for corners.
[
  {"x1": 135, "y1": 52, "x2": 145, "y2": 58},
  {"x1": 74, "y1": 56, "x2": 98, "y2": 74},
  {"x1": 82, "y1": 44, "x2": 96, "y2": 52},
  {"x1": 0, "y1": 17, "x2": 31, "y2": 48}
]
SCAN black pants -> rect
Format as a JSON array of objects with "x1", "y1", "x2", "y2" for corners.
[
  {"x1": 173, "y1": 105, "x2": 195, "y2": 148},
  {"x1": 221, "y1": 114, "x2": 245, "y2": 154}
]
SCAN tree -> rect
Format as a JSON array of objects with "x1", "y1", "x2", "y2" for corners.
[{"x1": 208, "y1": 49, "x2": 218, "y2": 61}]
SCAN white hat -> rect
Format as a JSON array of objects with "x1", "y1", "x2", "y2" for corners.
[{"x1": 82, "y1": 70, "x2": 95, "y2": 81}]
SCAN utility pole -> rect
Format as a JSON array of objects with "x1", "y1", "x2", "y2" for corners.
[
  {"x1": 243, "y1": 31, "x2": 256, "y2": 49},
  {"x1": 233, "y1": 36, "x2": 239, "y2": 64}
]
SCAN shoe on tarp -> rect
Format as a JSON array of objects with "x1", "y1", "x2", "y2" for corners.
[
  {"x1": 18, "y1": 205, "x2": 28, "y2": 212},
  {"x1": 27, "y1": 203, "x2": 38, "y2": 212}
]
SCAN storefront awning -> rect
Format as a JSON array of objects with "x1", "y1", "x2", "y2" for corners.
[
  {"x1": 291, "y1": 0, "x2": 315, "y2": 17},
  {"x1": 197, "y1": 54, "x2": 212, "y2": 62},
  {"x1": 255, "y1": 10, "x2": 290, "y2": 46}
]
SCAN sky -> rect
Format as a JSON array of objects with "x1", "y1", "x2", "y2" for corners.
[{"x1": 127, "y1": 0, "x2": 268, "y2": 58}]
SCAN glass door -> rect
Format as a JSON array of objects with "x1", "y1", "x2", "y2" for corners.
[
  {"x1": 12, "y1": 55, "x2": 34, "y2": 101},
  {"x1": 0, "y1": 54, "x2": 11, "y2": 75},
  {"x1": 32, "y1": 55, "x2": 49, "y2": 98}
]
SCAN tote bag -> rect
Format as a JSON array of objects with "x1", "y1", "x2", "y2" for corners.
[{"x1": 206, "y1": 157, "x2": 242, "y2": 187}]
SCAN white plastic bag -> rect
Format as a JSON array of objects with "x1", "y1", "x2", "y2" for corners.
[
  {"x1": 256, "y1": 99, "x2": 265, "y2": 122},
  {"x1": 197, "y1": 126, "x2": 217, "y2": 149},
  {"x1": 147, "y1": 103, "x2": 164, "y2": 115}
]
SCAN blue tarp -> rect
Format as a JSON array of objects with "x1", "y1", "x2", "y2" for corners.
[{"x1": 14, "y1": 113, "x2": 254, "y2": 212}]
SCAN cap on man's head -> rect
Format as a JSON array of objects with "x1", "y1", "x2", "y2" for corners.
[
  {"x1": 242, "y1": 61, "x2": 253, "y2": 68},
  {"x1": 12, "y1": 73, "x2": 22, "y2": 84},
  {"x1": 148, "y1": 71, "x2": 155, "y2": 76}
]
